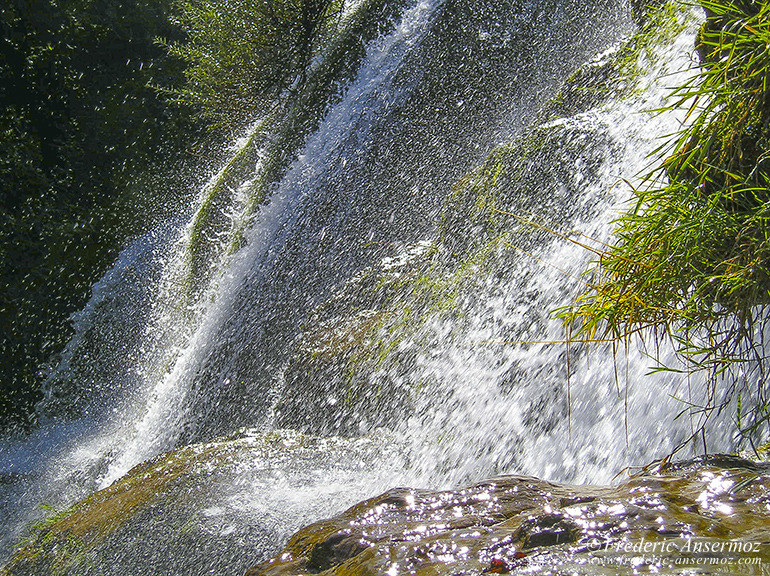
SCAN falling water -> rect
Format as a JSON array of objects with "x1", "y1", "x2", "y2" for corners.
[
  {"x1": 397, "y1": 27, "x2": 728, "y2": 486},
  {"x1": 0, "y1": 0, "x2": 744, "y2": 571}
]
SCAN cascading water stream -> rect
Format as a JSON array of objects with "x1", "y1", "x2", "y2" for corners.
[
  {"x1": 0, "y1": 0, "x2": 748, "y2": 572},
  {"x1": 0, "y1": 0, "x2": 448, "y2": 556},
  {"x1": 397, "y1": 30, "x2": 739, "y2": 487},
  {"x1": 395, "y1": 21, "x2": 744, "y2": 488},
  {"x1": 99, "y1": 0, "x2": 445, "y2": 486}
]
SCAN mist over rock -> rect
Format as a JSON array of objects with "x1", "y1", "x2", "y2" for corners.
[{"x1": 1, "y1": 430, "x2": 406, "y2": 576}]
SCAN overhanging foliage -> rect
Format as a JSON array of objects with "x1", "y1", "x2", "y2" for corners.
[
  {"x1": 159, "y1": 0, "x2": 345, "y2": 132},
  {"x1": 562, "y1": 0, "x2": 770, "y2": 445}
]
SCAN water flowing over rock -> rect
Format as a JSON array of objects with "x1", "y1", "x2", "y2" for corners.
[
  {"x1": 1, "y1": 0, "x2": 766, "y2": 574},
  {"x1": 7, "y1": 448, "x2": 768, "y2": 576},
  {"x1": 1, "y1": 430, "x2": 407, "y2": 576},
  {"x1": 245, "y1": 456, "x2": 770, "y2": 576}
]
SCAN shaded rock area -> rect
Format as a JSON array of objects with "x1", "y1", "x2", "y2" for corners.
[
  {"x1": 247, "y1": 456, "x2": 770, "y2": 576},
  {"x1": 1, "y1": 430, "x2": 405, "y2": 576}
]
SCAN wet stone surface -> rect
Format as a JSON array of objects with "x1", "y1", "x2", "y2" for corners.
[
  {"x1": 247, "y1": 455, "x2": 770, "y2": 576},
  {"x1": 0, "y1": 430, "x2": 406, "y2": 576}
]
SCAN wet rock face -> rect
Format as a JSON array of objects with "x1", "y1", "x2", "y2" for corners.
[
  {"x1": 273, "y1": 242, "x2": 432, "y2": 437},
  {"x1": 247, "y1": 456, "x2": 770, "y2": 576},
  {"x1": 1, "y1": 430, "x2": 405, "y2": 576}
]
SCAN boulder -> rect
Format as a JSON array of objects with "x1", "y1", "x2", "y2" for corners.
[{"x1": 247, "y1": 456, "x2": 770, "y2": 575}]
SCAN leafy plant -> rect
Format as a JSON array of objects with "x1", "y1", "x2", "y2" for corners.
[
  {"x1": 562, "y1": 0, "x2": 770, "y2": 447},
  {"x1": 0, "y1": 0, "x2": 198, "y2": 430},
  {"x1": 158, "y1": 0, "x2": 345, "y2": 132}
]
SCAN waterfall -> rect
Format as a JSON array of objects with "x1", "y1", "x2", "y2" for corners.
[
  {"x1": 98, "y1": 0, "x2": 447, "y2": 487},
  {"x1": 0, "y1": 0, "x2": 742, "y2": 570},
  {"x1": 396, "y1": 27, "x2": 727, "y2": 486}
]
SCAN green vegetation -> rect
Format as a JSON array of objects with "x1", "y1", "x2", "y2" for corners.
[
  {"x1": 0, "y1": 0, "x2": 354, "y2": 430},
  {"x1": 563, "y1": 0, "x2": 770, "y2": 446},
  {"x1": 176, "y1": 0, "x2": 404, "y2": 307},
  {"x1": 0, "y1": 0, "x2": 198, "y2": 429},
  {"x1": 159, "y1": 0, "x2": 345, "y2": 133}
]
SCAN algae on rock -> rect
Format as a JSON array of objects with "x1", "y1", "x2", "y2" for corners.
[{"x1": 2, "y1": 430, "x2": 405, "y2": 576}]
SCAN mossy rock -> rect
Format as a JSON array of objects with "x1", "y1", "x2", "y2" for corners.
[
  {"x1": 2, "y1": 430, "x2": 405, "y2": 576},
  {"x1": 274, "y1": 242, "x2": 437, "y2": 436},
  {"x1": 437, "y1": 115, "x2": 619, "y2": 268},
  {"x1": 178, "y1": 0, "x2": 413, "y2": 304}
]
